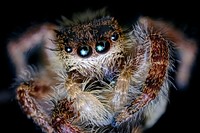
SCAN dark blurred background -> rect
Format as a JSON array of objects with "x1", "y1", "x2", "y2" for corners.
[{"x1": 0, "y1": 0, "x2": 199, "y2": 132}]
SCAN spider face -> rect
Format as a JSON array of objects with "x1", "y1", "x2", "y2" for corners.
[{"x1": 55, "y1": 16, "x2": 124, "y2": 76}]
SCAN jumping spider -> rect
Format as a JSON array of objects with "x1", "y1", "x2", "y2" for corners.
[{"x1": 8, "y1": 9, "x2": 197, "y2": 133}]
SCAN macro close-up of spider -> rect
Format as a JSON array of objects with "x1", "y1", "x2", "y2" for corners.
[{"x1": 0, "y1": 1, "x2": 199, "y2": 133}]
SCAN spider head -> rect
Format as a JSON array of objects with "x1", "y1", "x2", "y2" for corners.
[{"x1": 55, "y1": 15, "x2": 125, "y2": 77}]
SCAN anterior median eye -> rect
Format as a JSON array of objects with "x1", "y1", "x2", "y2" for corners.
[
  {"x1": 95, "y1": 41, "x2": 110, "y2": 54},
  {"x1": 77, "y1": 45, "x2": 92, "y2": 58}
]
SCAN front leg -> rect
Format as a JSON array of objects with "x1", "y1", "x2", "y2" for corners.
[
  {"x1": 111, "y1": 66, "x2": 133, "y2": 111},
  {"x1": 111, "y1": 16, "x2": 195, "y2": 127},
  {"x1": 114, "y1": 16, "x2": 198, "y2": 127},
  {"x1": 114, "y1": 33, "x2": 169, "y2": 125},
  {"x1": 16, "y1": 72, "x2": 82, "y2": 133},
  {"x1": 17, "y1": 83, "x2": 54, "y2": 133}
]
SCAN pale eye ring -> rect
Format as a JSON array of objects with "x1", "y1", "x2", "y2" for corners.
[
  {"x1": 111, "y1": 32, "x2": 119, "y2": 41},
  {"x1": 77, "y1": 45, "x2": 92, "y2": 58},
  {"x1": 95, "y1": 41, "x2": 110, "y2": 54}
]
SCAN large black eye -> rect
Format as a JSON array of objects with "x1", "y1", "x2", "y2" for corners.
[
  {"x1": 65, "y1": 46, "x2": 73, "y2": 53},
  {"x1": 95, "y1": 41, "x2": 110, "y2": 54},
  {"x1": 111, "y1": 32, "x2": 119, "y2": 41},
  {"x1": 77, "y1": 45, "x2": 92, "y2": 58}
]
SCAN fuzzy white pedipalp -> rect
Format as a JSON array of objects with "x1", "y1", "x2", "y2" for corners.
[
  {"x1": 51, "y1": 68, "x2": 114, "y2": 127},
  {"x1": 74, "y1": 91, "x2": 113, "y2": 126}
]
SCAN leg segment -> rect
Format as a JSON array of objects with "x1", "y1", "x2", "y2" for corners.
[
  {"x1": 17, "y1": 83, "x2": 54, "y2": 133},
  {"x1": 113, "y1": 16, "x2": 198, "y2": 126},
  {"x1": 16, "y1": 79, "x2": 82, "y2": 133},
  {"x1": 114, "y1": 34, "x2": 169, "y2": 125},
  {"x1": 51, "y1": 98, "x2": 81, "y2": 133}
]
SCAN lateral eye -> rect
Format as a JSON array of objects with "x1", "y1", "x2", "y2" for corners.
[
  {"x1": 111, "y1": 32, "x2": 119, "y2": 41},
  {"x1": 77, "y1": 45, "x2": 92, "y2": 58},
  {"x1": 95, "y1": 41, "x2": 110, "y2": 54},
  {"x1": 65, "y1": 46, "x2": 73, "y2": 53}
]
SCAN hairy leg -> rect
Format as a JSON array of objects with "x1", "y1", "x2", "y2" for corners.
[
  {"x1": 7, "y1": 23, "x2": 57, "y2": 74},
  {"x1": 113, "y1": 17, "x2": 198, "y2": 126},
  {"x1": 7, "y1": 23, "x2": 83, "y2": 133},
  {"x1": 17, "y1": 83, "x2": 54, "y2": 133},
  {"x1": 16, "y1": 69, "x2": 82, "y2": 133},
  {"x1": 17, "y1": 83, "x2": 82, "y2": 133}
]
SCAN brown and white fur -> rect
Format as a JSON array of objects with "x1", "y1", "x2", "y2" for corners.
[{"x1": 7, "y1": 9, "x2": 197, "y2": 133}]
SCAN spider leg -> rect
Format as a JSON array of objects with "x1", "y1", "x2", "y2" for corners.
[
  {"x1": 113, "y1": 16, "x2": 198, "y2": 126},
  {"x1": 114, "y1": 34, "x2": 169, "y2": 125},
  {"x1": 17, "y1": 79, "x2": 82, "y2": 133},
  {"x1": 7, "y1": 23, "x2": 57, "y2": 74},
  {"x1": 8, "y1": 23, "x2": 83, "y2": 133},
  {"x1": 51, "y1": 98, "x2": 82, "y2": 133},
  {"x1": 17, "y1": 82, "x2": 55, "y2": 133}
]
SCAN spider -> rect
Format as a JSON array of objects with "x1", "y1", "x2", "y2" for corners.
[{"x1": 7, "y1": 8, "x2": 197, "y2": 133}]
